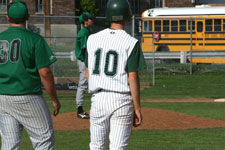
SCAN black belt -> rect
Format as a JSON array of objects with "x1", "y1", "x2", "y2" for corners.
[{"x1": 95, "y1": 89, "x2": 131, "y2": 95}]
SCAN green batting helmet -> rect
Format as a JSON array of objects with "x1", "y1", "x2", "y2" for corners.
[{"x1": 106, "y1": 0, "x2": 132, "y2": 22}]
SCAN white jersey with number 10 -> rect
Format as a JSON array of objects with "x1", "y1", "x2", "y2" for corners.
[{"x1": 87, "y1": 28, "x2": 138, "y2": 93}]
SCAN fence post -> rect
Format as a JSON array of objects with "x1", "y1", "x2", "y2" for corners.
[
  {"x1": 52, "y1": 37, "x2": 56, "y2": 75},
  {"x1": 190, "y1": 19, "x2": 193, "y2": 75},
  {"x1": 44, "y1": 0, "x2": 51, "y2": 45},
  {"x1": 180, "y1": 51, "x2": 187, "y2": 64},
  {"x1": 70, "y1": 51, "x2": 76, "y2": 61},
  {"x1": 132, "y1": 15, "x2": 135, "y2": 37},
  {"x1": 152, "y1": 34, "x2": 155, "y2": 86}
]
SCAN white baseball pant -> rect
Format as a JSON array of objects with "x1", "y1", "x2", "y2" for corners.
[
  {"x1": 90, "y1": 91, "x2": 134, "y2": 150},
  {"x1": 0, "y1": 95, "x2": 54, "y2": 150}
]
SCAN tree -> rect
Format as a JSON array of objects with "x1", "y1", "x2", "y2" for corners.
[{"x1": 75, "y1": 0, "x2": 100, "y2": 16}]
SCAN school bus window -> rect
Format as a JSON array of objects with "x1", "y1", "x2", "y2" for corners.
[
  {"x1": 171, "y1": 20, "x2": 178, "y2": 32},
  {"x1": 197, "y1": 22, "x2": 203, "y2": 32},
  {"x1": 214, "y1": 19, "x2": 221, "y2": 32},
  {"x1": 144, "y1": 21, "x2": 148, "y2": 32},
  {"x1": 205, "y1": 19, "x2": 212, "y2": 32},
  {"x1": 155, "y1": 20, "x2": 161, "y2": 31},
  {"x1": 148, "y1": 20, "x2": 152, "y2": 31},
  {"x1": 163, "y1": 20, "x2": 169, "y2": 32},
  {"x1": 143, "y1": 21, "x2": 152, "y2": 32},
  {"x1": 180, "y1": 20, "x2": 186, "y2": 32},
  {"x1": 223, "y1": 19, "x2": 225, "y2": 32},
  {"x1": 188, "y1": 20, "x2": 195, "y2": 31}
]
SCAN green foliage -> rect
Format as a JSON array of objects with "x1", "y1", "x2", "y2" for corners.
[
  {"x1": 75, "y1": 0, "x2": 100, "y2": 16},
  {"x1": 75, "y1": 0, "x2": 82, "y2": 16}
]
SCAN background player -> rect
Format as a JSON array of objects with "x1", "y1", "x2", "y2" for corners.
[
  {"x1": 75, "y1": 12, "x2": 94, "y2": 119},
  {"x1": 85, "y1": 0, "x2": 146, "y2": 149},
  {"x1": 0, "y1": 1, "x2": 61, "y2": 149}
]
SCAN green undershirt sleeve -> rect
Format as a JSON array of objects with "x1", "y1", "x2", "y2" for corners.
[{"x1": 127, "y1": 42, "x2": 147, "y2": 72}]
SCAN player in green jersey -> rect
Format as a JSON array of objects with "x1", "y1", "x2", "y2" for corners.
[
  {"x1": 0, "y1": 1, "x2": 61, "y2": 149},
  {"x1": 75, "y1": 12, "x2": 94, "y2": 119}
]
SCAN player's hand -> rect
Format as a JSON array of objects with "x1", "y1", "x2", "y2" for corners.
[
  {"x1": 133, "y1": 109, "x2": 142, "y2": 127},
  {"x1": 52, "y1": 99, "x2": 61, "y2": 116},
  {"x1": 85, "y1": 68, "x2": 89, "y2": 81}
]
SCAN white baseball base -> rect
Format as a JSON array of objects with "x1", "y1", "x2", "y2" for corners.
[{"x1": 214, "y1": 98, "x2": 225, "y2": 102}]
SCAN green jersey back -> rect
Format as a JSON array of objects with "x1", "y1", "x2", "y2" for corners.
[
  {"x1": 0, "y1": 27, "x2": 56, "y2": 95},
  {"x1": 75, "y1": 27, "x2": 90, "y2": 62}
]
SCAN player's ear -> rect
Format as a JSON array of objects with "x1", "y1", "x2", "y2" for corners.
[
  {"x1": 6, "y1": 15, "x2": 10, "y2": 21},
  {"x1": 26, "y1": 14, "x2": 29, "y2": 21}
]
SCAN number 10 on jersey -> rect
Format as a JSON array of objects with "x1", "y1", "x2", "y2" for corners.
[{"x1": 93, "y1": 49, "x2": 118, "y2": 76}]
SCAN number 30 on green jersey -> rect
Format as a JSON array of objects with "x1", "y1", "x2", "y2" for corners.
[{"x1": 0, "y1": 39, "x2": 21, "y2": 64}]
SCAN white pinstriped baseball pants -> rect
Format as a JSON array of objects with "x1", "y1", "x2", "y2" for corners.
[
  {"x1": 0, "y1": 95, "x2": 54, "y2": 150},
  {"x1": 90, "y1": 91, "x2": 134, "y2": 150}
]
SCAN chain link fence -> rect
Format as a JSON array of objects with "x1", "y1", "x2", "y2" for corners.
[{"x1": 1, "y1": 15, "x2": 225, "y2": 88}]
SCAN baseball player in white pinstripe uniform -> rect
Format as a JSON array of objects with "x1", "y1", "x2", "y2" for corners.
[
  {"x1": 85, "y1": 0, "x2": 146, "y2": 149},
  {"x1": 0, "y1": 1, "x2": 61, "y2": 149}
]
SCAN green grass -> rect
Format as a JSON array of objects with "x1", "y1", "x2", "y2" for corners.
[
  {"x1": 128, "y1": 128, "x2": 225, "y2": 150},
  {"x1": 15, "y1": 130, "x2": 90, "y2": 150},
  {"x1": 17, "y1": 128, "x2": 225, "y2": 150},
  {"x1": 142, "y1": 102, "x2": 225, "y2": 120},
  {"x1": 46, "y1": 92, "x2": 92, "y2": 114},
  {"x1": 51, "y1": 59, "x2": 79, "y2": 77},
  {"x1": 46, "y1": 94, "x2": 225, "y2": 121},
  {"x1": 141, "y1": 72, "x2": 225, "y2": 99},
  {"x1": 1, "y1": 99, "x2": 225, "y2": 150},
  {"x1": 2, "y1": 71, "x2": 225, "y2": 149}
]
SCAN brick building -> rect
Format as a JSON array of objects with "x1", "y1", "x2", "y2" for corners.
[
  {"x1": 98, "y1": 0, "x2": 197, "y2": 16},
  {"x1": 0, "y1": 0, "x2": 75, "y2": 16},
  {"x1": 1, "y1": 0, "x2": 225, "y2": 17},
  {"x1": 0, "y1": 0, "x2": 75, "y2": 24},
  {"x1": 165, "y1": 0, "x2": 194, "y2": 7},
  {"x1": 1, "y1": 0, "x2": 224, "y2": 34}
]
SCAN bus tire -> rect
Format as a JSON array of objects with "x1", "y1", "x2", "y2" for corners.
[
  {"x1": 156, "y1": 45, "x2": 179, "y2": 64},
  {"x1": 156, "y1": 45, "x2": 169, "y2": 52}
]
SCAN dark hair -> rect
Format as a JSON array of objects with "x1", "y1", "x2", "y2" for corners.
[
  {"x1": 81, "y1": 14, "x2": 89, "y2": 25},
  {"x1": 8, "y1": 17, "x2": 27, "y2": 24},
  {"x1": 82, "y1": 14, "x2": 89, "y2": 22},
  {"x1": 7, "y1": 1, "x2": 29, "y2": 24},
  {"x1": 81, "y1": 14, "x2": 94, "y2": 25}
]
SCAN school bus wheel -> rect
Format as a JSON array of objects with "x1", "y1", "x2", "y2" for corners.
[{"x1": 156, "y1": 45, "x2": 169, "y2": 52}]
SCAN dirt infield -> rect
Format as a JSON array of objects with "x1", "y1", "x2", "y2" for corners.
[
  {"x1": 142, "y1": 98, "x2": 215, "y2": 103},
  {"x1": 52, "y1": 107, "x2": 225, "y2": 130}
]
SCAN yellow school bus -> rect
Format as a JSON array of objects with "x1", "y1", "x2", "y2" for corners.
[{"x1": 142, "y1": 6, "x2": 225, "y2": 63}]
